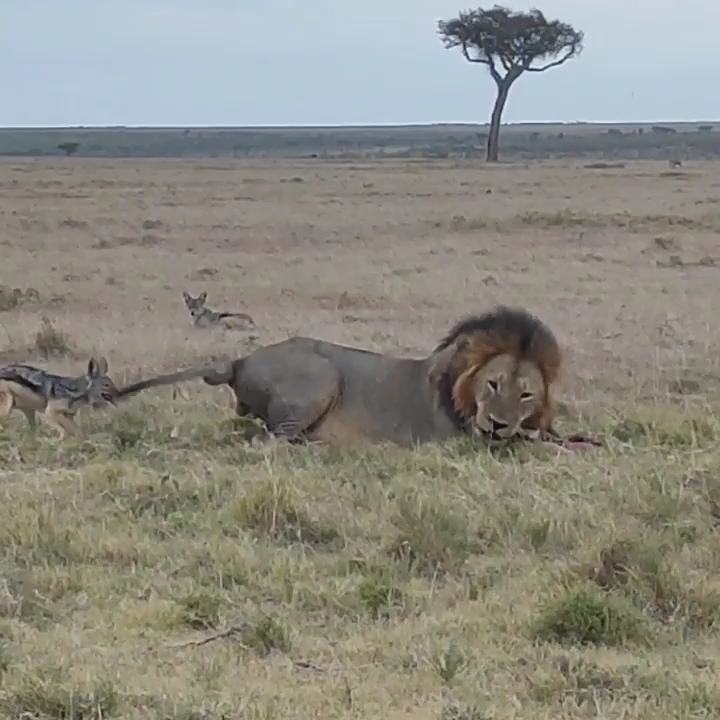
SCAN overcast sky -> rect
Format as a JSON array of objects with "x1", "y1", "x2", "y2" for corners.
[{"x1": 2, "y1": 0, "x2": 718, "y2": 127}]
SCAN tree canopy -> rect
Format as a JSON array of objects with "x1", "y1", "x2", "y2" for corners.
[{"x1": 438, "y1": 6, "x2": 583, "y2": 82}]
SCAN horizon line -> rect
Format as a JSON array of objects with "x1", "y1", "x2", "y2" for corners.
[{"x1": 0, "y1": 120, "x2": 718, "y2": 131}]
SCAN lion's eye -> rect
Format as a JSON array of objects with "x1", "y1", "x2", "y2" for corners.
[
  {"x1": 520, "y1": 391, "x2": 534, "y2": 401},
  {"x1": 487, "y1": 380, "x2": 499, "y2": 393}
]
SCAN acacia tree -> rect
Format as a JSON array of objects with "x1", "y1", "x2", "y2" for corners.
[
  {"x1": 58, "y1": 142, "x2": 80, "y2": 156},
  {"x1": 438, "y1": 6, "x2": 584, "y2": 162}
]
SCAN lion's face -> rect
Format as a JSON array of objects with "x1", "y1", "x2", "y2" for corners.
[{"x1": 469, "y1": 354, "x2": 547, "y2": 439}]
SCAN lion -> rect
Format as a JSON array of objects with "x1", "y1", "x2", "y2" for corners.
[{"x1": 113, "y1": 305, "x2": 563, "y2": 448}]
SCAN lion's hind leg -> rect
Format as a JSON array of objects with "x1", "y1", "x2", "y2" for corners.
[{"x1": 260, "y1": 354, "x2": 340, "y2": 442}]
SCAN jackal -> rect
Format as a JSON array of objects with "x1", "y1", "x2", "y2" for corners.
[
  {"x1": 0, "y1": 356, "x2": 118, "y2": 439},
  {"x1": 181, "y1": 291, "x2": 256, "y2": 331}
]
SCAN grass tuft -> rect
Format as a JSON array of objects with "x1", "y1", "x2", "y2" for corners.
[
  {"x1": 532, "y1": 584, "x2": 649, "y2": 646},
  {"x1": 34, "y1": 316, "x2": 74, "y2": 358},
  {"x1": 228, "y1": 477, "x2": 342, "y2": 547}
]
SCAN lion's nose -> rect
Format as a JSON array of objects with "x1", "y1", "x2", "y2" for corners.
[{"x1": 489, "y1": 417, "x2": 509, "y2": 433}]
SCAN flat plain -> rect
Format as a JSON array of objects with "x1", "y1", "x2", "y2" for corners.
[{"x1": 2, "y1": 157, "x2": 720, "y2": 718}]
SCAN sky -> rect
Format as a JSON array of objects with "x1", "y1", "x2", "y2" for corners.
[{"x1": 2, "y1": 0, "x2": 719, "y2": 127}]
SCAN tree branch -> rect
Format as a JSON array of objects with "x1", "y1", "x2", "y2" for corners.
[
  {"x1": 486, "y1": 56, "x2": 503, "y2": 85},
  {"x1": 460, "y1": 42, "x2": 505, "y2": 84},
  {"x1": 525, "y1": 48, "x2": 578, "y2": 72},
  {"x1": 461, "y1": 42, "x2": 488, "y2": 64},
  {"x1": 509, "y1": 65, "x2": 523, "y2": 82},
  {"x1": 499, "y1": 54, "x2": 513, "y2": 73},
  {"x1": 165, "y1": 621, "x2": 251, "y2": 648}
]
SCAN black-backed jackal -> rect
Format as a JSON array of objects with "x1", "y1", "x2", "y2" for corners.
[
  {"x1": 0, "y1": 357, "x2": 117, "y2": 438},
  {"x1": 181, "y1": 291, "x2": 256, "y2": 331}
]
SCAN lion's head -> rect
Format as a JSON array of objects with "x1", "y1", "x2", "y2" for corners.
[{"x1": 430, "y1": 306, "x2": 562, "y2": 440}]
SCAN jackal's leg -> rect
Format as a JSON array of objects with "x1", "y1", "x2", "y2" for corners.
[
  {"x1": 0, "y1": 391, "x2": 38, "y2": 434},
  {"x1": 229, "y1": 385, "x2": 249, "y2": 413},
  {"x1": 21, "y1": 409, "x2": 38, "y2": 431},
  {"x1": 220, "y1": 314, "x2": 255, "y2": 331},
  {"x1": 0, "y1": 391, "x2": 14, "y2": 420},
  {"x1": 43, "y1": 405, "x2": 81, "y2": 440},
  {"x1": 171, "y1": 385, "x2": 191, "y2": 401}
]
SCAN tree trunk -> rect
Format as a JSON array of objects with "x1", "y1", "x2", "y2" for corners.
[{"x1": 486, "y1": 80, "x2": 513, "y2": 163}]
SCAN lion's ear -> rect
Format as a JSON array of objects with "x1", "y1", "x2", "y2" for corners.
[{"x1": 428, "y1": 336, "x2": 468, "y2": 384}]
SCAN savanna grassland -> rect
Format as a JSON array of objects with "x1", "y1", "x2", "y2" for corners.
[{"x1": 2, "y1": 156, "x2": 720, "y2": 719}]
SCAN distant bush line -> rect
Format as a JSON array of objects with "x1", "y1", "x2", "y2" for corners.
[{"x1": 2, "y1": 123, "x2": 719, "y2": 161}]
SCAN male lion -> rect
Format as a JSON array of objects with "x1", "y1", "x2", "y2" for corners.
[{"x1": 114, "y1": 305, "x2": 562, "y2": 447}]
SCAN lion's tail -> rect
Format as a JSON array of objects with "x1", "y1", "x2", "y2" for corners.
[
  {"x1": 113, "y1": 361, "x2": 235, "y2": 401},
  {"x1": 202, "y1": 359, "x2": 238, "y2": 386}
]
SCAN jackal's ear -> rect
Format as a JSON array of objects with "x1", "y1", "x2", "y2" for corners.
[
  {"x1": 96, "y1": 356, "x2": 109, "y2": 376},
  {"x1": 182, "y1": 290, "x2": 192, "y2": 303},
  {"x1": 198, "y1": 292, "x2": 207, "y2": 304},
  {"x1": 87, "y1": 357, "x2": 100, "y2": 378}
]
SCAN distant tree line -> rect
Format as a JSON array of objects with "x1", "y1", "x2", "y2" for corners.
[{"x1": 17, "y1": 124, "x2": 718, "y2": 162}]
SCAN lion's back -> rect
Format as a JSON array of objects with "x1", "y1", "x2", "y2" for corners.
[{"x1": 304, "y1": 340, "x2": 455, "y2": 445}]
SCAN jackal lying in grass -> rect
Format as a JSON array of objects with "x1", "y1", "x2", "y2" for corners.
[{"x1": 182, "y1": 290, "x2": 256, "y2": 331}]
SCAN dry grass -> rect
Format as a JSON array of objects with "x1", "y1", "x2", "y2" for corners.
[{"x1": 1, "y1": 157, "x2": 720, "y2": 718}]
